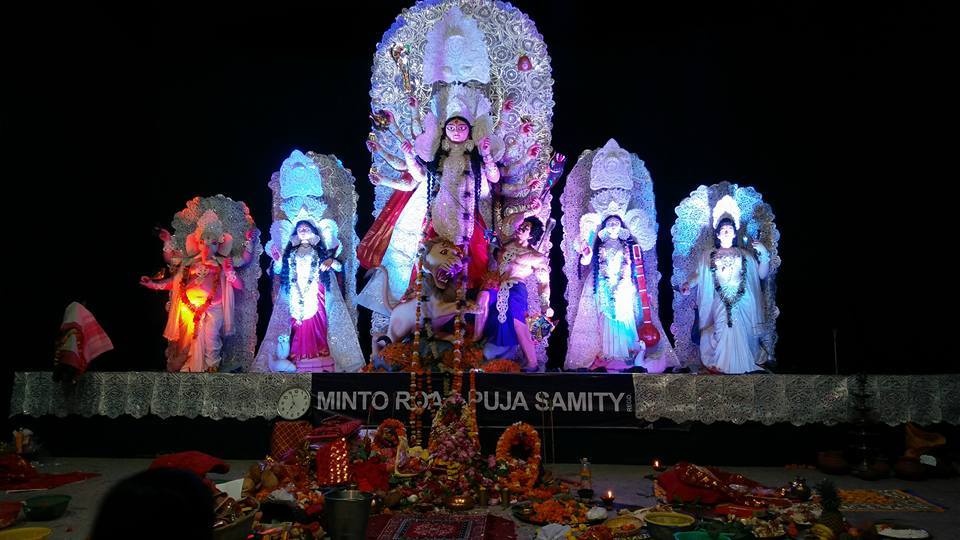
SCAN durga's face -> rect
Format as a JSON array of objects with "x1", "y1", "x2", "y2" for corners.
[{"x1": 444, "y1": 118, "x2": 470, "y2": 144}]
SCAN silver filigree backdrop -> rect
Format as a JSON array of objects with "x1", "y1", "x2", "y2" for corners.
[
  {"x1": 368, "y1": 0, "x2": 556, "y2": 365},
  {"x1": 252, "y1": 153, "x2": 364, "y2": 372},
  {"x1": 310, "y1": 153, "x2": 360, "y2": 325},
  {"x1": 170, "y1": 195, "x2": 263, "y2": 372},
  {"x1": 10, "y1": 372, "x2": 311, "y2": 421},
  {"x1": 670, "y1": 182, "x2": 781, "y2": 368},
  {"x1": 560, "y1": 148, "x2": 677, "y2": 367},
  {"x1": 632, "y1": 374, "x2": 960, "y2": 426}
]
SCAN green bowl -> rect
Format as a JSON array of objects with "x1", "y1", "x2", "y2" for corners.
[{"x1": 23, "y1": 495, "x2": 70, "y2": 521}]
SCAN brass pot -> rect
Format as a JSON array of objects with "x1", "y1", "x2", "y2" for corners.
[
  {"x1": 383, "y1": 490, "x2": 403, "y2": 508},
  {"x1": 787, "y1": 476, "x2": 812, "y2": 500},
  {"x1": 817, "y1": 451, "x2": 849, "y2": 475},
  {"x1": 369, "y1": 494, "x2": 385, "y2": 514}
]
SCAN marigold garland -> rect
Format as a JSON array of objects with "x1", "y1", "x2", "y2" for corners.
[
  {"x1": 380, "y1": 342, "x2": 417, "y2": 371},
  {"x1": 482, "y1": 359, "x2": 522, "y2": 373},
  {"x1": 496, "y1": 422, "x2": 542, "y2": 492},
  {"x1": 531, "y1": 497, "x2": 587, "y2": 524},
  {"x1": 378, "y1": 341, "x2": 483, "y2": 373},
  {"x1": 440, "y1": 345, "x2": 483, "y2": 371}
]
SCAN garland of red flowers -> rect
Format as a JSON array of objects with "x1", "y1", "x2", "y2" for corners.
[
  {"x1": 371, "y1": 418, "x2": 407, "y2": 457},
  {"x1": 496, "y1": 422, "x2": 542, "y2": 492}
]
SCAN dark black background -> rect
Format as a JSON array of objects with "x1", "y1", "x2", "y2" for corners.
[{"x1": 5, "y1": 1, "x2": 953, "y2": 383}]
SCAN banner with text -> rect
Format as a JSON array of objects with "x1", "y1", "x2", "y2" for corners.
[{"x1": 310, "y1": 373, "x2": 638, "y2": 428}]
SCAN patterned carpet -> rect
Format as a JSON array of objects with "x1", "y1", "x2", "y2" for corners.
[
  {"x1": 366, "y1": 513, "x2": 517, "y2": 540},
  {"x1": 839, "y1": 489, "x2": 946, "y2": 512}
]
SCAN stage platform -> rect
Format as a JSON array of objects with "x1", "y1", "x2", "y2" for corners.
[{"x1": 10, "y1": 372, "x2": 959, "y2": 427}]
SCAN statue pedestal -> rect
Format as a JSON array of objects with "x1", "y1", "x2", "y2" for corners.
[{"x1": 295, "y1": 357, "x2": 334, "y2": 373}]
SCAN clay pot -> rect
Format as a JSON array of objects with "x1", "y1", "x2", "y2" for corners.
[
  {"x1": 894, "y1": 457, "x2": 926, "y2": 480},
  {"x1": 869, "y1": 457, "x2": 891, "y2": 478},
  {"x1": 383, "y1": 490, "x2": 403, "y2": 508},
  {"x1": 817, "y1": 451, "x2": 849, "y2": 475}
]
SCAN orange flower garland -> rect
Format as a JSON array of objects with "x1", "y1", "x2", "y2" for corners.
[
  {"x1": 496, "y1": 422, "x2": 542, "y2": 492},
  {"x1": 380, "y1": 342, "x2": 417, "y2": 371},
  {"x1": 838, "y1": 489, "x2": 895, "y2": 506},
  {"x1": 482, "y1": 359, "x2": 522, "y2": 373},
  {"x1": 440, "y1": 345, "x2": 483, "y2": 371},
  {"x1": 524, "y1": 487, "x2": 561, "y2": 501},
  {"x1": 531, "y1": 498, "x2": 587, "y2": 524},
  {"x1": 378, "y1": 339, "x2": 482, "y2": 373}
]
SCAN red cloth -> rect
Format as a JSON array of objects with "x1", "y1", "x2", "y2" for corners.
[
  {"x1": 657, "y1": 465, "x2": 731, "y2": 505},
  {"x1": 149, "y1": 451, "x2": 229, "y2": 478},
  {"x1": 0, "y1": 456, "x2": 38, "y2": 485},
  {"x1": 656, "y1": 462, "x2": 788, "y2": 508},
  {"x1": 0, "y1": 472, "x2": 100, "y2": 493},
  {"x1": 55, "y1": 302, "x2": 114, "y2": 374},
  {"x1": 0, "y1": 501, "x2": 22, "y2": 528},
  {"x1": 358, "y1": 190, "x2": 415, "y2": 269},
  {"x1": 351, "y1": 458, "x2": 390, "y2": 493},
  {"x1": 465, "y1": 216, "x2": 490, "y2": 289},
  {"x1": 271, "y1": 421, "x2": 314, "y2": 459},
  {"x1": 0, "y1": 456, "x2": 98, "y2": 492},
  {"x1": 315, "y1": 439, "x2": 351, "y2": 486},
  {"x1": 365, "y1": 513, "x2": 516, "y2": 540},
  {"x1": 307, "y1": 416, "x2": 362, "y2": 443}
]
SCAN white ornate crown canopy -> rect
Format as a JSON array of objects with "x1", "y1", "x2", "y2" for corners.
[
  {"x1": 279, "y1": 150, "x2": 324, "y2": 199},
  {"x1": 422, "y1": 6, "x2": 491, "y2": 85},
  {"x1": 577, "y1": 188, "x2": 655, "y2": 251},
  {"x1": 590, "y1": 139, "x2": 633, "y2": 191},
  {"x1": 268, "y1": 206, "x2": 340, "y2": 252},
  {"x1": 589, "y1": 189, "x2": 631, "y2": 219},
  {"x1": 415, "y1": 84, "x2": 502, "y2": 162},
  {"x1": 712, "y1": 194, "x2": 742, "y2": 229}
]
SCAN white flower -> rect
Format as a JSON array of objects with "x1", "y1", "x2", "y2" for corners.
[{"x1": 586, "y1": 507, "x2": 607, "y2": 521}]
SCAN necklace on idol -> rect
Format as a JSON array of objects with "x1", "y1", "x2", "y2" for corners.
[{"x1": 290, "y1": 249, "x2": 319, "y2": 322}]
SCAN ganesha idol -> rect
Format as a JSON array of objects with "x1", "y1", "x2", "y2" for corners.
[{"x1": 141, "y1": 195, "x2": 262, "y2": 372}]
